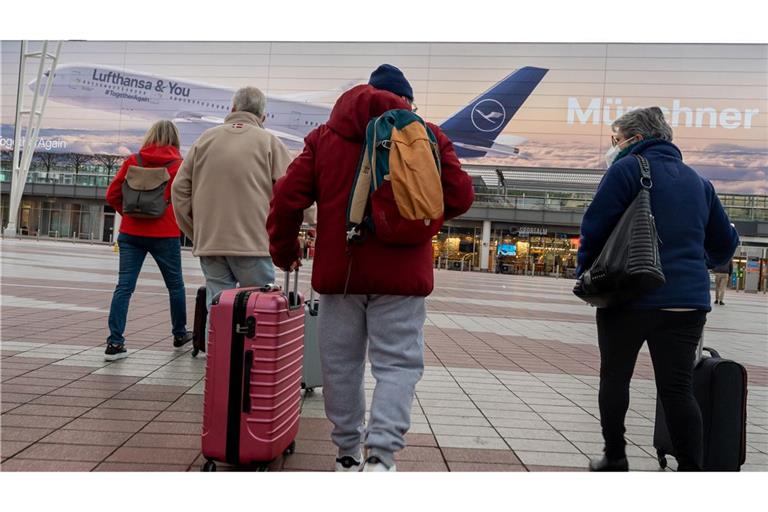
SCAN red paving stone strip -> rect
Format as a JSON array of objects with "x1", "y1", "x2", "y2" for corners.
[
  {"x1": 125, "y1": 433, "x2": 200, "y2": 450},
  {"x1": 405, "y1": 433, "x2": 439, "y2": 447},
  {"x1": 281, "y1": 453, "x2": 334, "y2": 472},
  {"x1": 48, "y1": 386, "x2": 122, "y2": 399},
  {"x1": 397, "y1": 446, "x2": 445, "y2": 462},
  {"x1": 0, "y1": 459, "x2": 99, "y2": 471},
  {"x1": 441, "y1": 447, "x2": 522, "y2": 465},
  {"x1": 99, "y1": 399, "x2": 172, "y2": 411},
  {"x1": 30, "y1": 395, "x2": 107, "y2": 408},
  {"x1": 40, "y1": 430, "x2": 134, "y2": 446},
  {"x1": 81, "y1": 408, "x2": 161, "y2": 421},
  {"x1": 1, "y1": 427, "x2": 54, "y2": 443},
  {"x1": 396, "y1": 461, "x2": 450, "y2": 471},
  {"x1": 140, "y1": 421, "x2": 201, "y2": 435},
  {"x1": 295, "y1": 418, "x2": 334, "y2": 441},
  {"x1": 2, "y1": 403, "x2": 22, "y2": 413},
  {"x1": 1, "y1": 414, "x2": 73, "y2": 429},
  {"x1": 14, "y1": 443, "x2": 116, "y2": 462},
  {"x1": 1, "y1": 441, "x2": 33, "y2": 458},
  {"x1": 153, "y1": 411, "x2": 201, "y2": 423},
  {"x1": 62, "y1": 418, "x2": 149, "y2": 433},
  {"x1": 166, "y1": 395, "x2": 204, "y2": 412},
  {"x1": 5, "y1": 404, "x2": 92, "y2": 418},
  {"x1": 94, "y1": 462, "x2": 192, "y2": 472},
  {"x1": 292, "y1": 439, "x2": 337, "y2": 456},
  {"x1": 106, "y1": 446, "x2": 200, "y2": 465}
]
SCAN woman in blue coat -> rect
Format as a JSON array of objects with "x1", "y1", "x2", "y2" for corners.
[{"x1": 577, "y1": 107, "x2": 739, "y2": 471}]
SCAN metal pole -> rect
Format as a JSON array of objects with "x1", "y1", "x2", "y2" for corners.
[
  {"x1": 5, "y1": 41, "x2": 63, "y2": 237},
  {"x1": 5, "y1": 42, "x2": 28, "y2": 236}
]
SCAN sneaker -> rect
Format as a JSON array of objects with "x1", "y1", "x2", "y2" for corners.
[
  {"x1": 720, "y1": 301, "x2": 726, "y2": 306},
  {"x1": 362, "y1": 455, "x2": 396, "y2": 472},
  {"x1": 173, "y1": 332, "x2": 193, "y2": 349},
  {"x1": 335, "y1": 455, "x2": 362, "y2": 472},
  {"x1": 104, "y1": 343, "x2": 128, "y2": 361}
]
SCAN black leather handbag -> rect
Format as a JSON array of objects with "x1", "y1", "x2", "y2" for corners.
[{"x1": 573, "y1": 154, "x2": 666, "y2": 308}]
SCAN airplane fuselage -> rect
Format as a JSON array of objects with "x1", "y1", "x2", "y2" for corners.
[{"x1": 43, "y1": 65, "x2": 331, "y2": 145}]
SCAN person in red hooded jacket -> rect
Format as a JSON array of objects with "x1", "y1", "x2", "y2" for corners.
[
  {"x1": 268, "y1": 65, "x2": 474, "y2": 472},
  {"x1": 104, "y1": 120, "x2": 192, "y2": 361}
]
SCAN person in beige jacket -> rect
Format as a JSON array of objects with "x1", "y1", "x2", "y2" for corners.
[{"x1": 172, "y1": 86, "x2": 292, "y2": 335}]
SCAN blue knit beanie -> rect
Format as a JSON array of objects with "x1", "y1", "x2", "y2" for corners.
[{"x1": 368, "y1": 64, "x2": 413, "y2": 101}]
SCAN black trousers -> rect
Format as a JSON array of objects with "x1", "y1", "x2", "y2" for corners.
[{"x1": 596, "y1": 309, "x2": 706, "y2": 470}]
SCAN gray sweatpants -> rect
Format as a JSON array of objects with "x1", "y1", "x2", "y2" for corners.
[{"x1": 318, "y1": 294, "x2": 426, "y2": 466}]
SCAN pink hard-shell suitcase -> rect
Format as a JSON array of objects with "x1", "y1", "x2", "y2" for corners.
[{"x1": 201, "y1": 271, "x2": 304, "y2": 471}]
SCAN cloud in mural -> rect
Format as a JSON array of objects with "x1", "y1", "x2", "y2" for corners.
[{"x1": 0, "y1": 125, "x2": 143, "y2": 155}]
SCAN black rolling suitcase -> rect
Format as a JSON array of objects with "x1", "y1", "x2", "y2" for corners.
[
  {"x1": 654, "y1": 345, "x2": 748, "y2": 471},
  {"x1": 191, "y1": 286, "x2": 207, "y2": 357}
]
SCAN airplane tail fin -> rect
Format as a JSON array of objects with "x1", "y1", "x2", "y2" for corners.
[{"x1": 439, "y1": 66, "x2": 547, "y2": 158}]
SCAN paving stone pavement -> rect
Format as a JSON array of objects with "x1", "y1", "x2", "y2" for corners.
[{"x1": 2, "y1": 239, "x2": 767, "y2": 472}]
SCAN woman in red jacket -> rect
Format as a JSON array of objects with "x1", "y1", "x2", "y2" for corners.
[{"x1": 104, "y1": 120, "x2": 192, "y2": 361}]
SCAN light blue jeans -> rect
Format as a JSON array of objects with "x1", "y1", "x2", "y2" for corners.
[{"x1": 199, "y1": 256, "x2": 276, "y2": 341}]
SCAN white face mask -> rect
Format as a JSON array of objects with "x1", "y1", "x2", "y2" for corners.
[
  {"x1": 604, "y1": 145, "x2": 622, "y2": 168},
  {"x1": 604, "y1": 136, "x2": 638, "y2": 167}
]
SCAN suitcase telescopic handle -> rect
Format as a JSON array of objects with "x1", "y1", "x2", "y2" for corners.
[{"x1": 284, "y1": 269, "x2": 301, "y2": 310}]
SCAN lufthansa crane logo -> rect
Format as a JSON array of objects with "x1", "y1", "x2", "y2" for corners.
[{"x1": 471, "y1": 99, "x2": 506, "y2": 133}]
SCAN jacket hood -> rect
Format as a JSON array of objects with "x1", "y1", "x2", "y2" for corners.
[
  {"x1": 326, "y1": 84, "x2": 411, "y2": 142},
  {"x1": 138, "y1": 144, "x2": 182, "y2": 165}
]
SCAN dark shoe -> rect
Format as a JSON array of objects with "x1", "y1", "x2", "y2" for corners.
[
  {"x1": 104, "y1": 343, "x2": 128, "y2": 361},
  {"x1": 719, "y1": 301, "x2": 725, "y2": 306},
  {"x1": 589, "y1": 455, "x2": 629, "y2": 472},
  {"x1": 173, "y1": 332, "x2": 193, "y2": 349}
]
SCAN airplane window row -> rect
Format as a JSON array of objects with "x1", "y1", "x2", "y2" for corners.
[{"x1": 169, "y1": 96, "x2": 228, "y2": 110}]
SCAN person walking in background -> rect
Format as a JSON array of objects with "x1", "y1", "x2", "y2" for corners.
[
  {"x1": 267, "y1": 64, "x2": 474, "y2": 472},
  {"x1": 577, "y1": 107, "x2": 739, "y2": 471},
  {"x1": 104, "y1": 120, "x2": 192, "y2": 361},
  {"x1": 712, "y1": 260, "x2": 733, "y2": 305},
  {"x1": 171, "y1": 86, "x2": 292, "y2": 351}
]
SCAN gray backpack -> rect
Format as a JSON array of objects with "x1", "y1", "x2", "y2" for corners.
[{"x1": 121, "y1": 154, "x2": 177, "y2": 218}]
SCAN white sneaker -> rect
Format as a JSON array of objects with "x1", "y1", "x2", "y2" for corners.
[
  {"x1": 335, "y1": 455, "x2": 362, "y2": 472},
  {"x1": 362, "y1": 456, "x2": 396, "y2": 472}
]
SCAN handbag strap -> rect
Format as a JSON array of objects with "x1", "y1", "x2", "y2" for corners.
[{"x1": 634, "y1": 154, "x2": 652, "y2": 190}]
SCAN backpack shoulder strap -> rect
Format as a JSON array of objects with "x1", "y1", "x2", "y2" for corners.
[
  {"x1": 135, "y1": 153, "x2": 143, "y2": 167},
  {"x1": 347, "y1": 146, "x2": 373, "y2": 231}
]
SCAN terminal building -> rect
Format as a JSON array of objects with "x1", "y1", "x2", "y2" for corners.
[
  {"x1": 3, "y1": 153, "x2": 767, "y2": 293},
  {"x1": 3, "y1": 41, "x2": 766, "y2": 293}
]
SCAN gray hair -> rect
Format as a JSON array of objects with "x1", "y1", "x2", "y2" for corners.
[
  {"x1": 612, "y1": 106, "x2": 673, "y2": 142},
  {"x1": 232, "y1": 86, "x2": 266, "y2": 117}
]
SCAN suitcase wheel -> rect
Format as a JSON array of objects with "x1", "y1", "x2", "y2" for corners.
[
  {"x1": 656, "y1": 450, "x2": 667, "y2": 469},
  {"x1": 192, "y1": 347, "x2": 199, "y2": 357},
  {"x1": 284, "y1": 441, "x2": 296, "y2": 456},
  {"x1": 201, "y1": 460, "x2": 217, "y2": 472}
]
